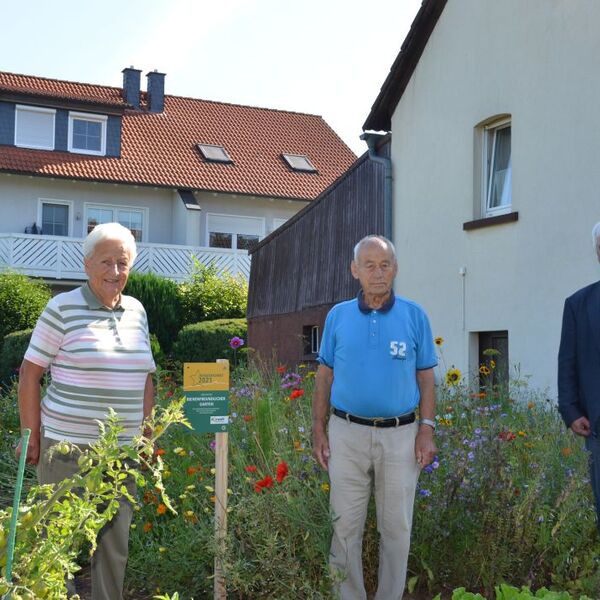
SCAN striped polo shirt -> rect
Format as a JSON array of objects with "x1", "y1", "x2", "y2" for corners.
[{"x1": 24, "y1": 283, "x2": 156, "y2": 445}]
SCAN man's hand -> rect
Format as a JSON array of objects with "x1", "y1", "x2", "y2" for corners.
[
  {"x1": 15, "y1": 430, "x2": 40, "y2": 466},
  {"x1": 570, "y1": 416, "x2": 592, "y2": 437},
  {"x1": 415, "y1": 425, "x2": 436, "y2": 468},
  {"x1": 312, "y1": 427, "x2": 330, "y2": 471}
]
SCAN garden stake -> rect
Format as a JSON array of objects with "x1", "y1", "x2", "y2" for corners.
[{"x1": 5, "y1": 428, "x2": 31, "y2": 586}]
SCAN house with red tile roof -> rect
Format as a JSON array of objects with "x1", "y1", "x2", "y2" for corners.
[{"x1": 0, "y1": 68, "x2": 355, "y2": 284}]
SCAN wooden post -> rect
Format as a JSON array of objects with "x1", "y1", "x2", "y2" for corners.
[
  {"x1": 214, "y1": 357, "x2": 229, "y2": 600},
  {"x1": 214, "y1": 431, "x2": 228, "y2": 599}
]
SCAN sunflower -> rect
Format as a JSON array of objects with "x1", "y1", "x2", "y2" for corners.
[
  {"x1": 479, "y1": 365, "x2": 491, "y2": 376},
  {"x1": 445, "y1": 367, "x2": 461, "y2": 386}
]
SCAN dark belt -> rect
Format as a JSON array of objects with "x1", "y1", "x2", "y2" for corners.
[{"x1": 333, "y1": 408, "x2": 415, "y2": 428}]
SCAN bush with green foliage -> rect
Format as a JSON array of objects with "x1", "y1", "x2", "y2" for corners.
[
  {"x1": 0, "y1": 328, "x2": 33, "y2": 384},
  {"x1": 179, "y1": 260, "x2": 247, "y2": 325},
  {"x1": 172, "y1": 318, "x2": 247, "y2": 364},
  {"x1": 124, "y1": 271, "x2": 183, "y2": 353},
  {"x1": 0, "y1": 272, "x2": 50, "y2": 342}
]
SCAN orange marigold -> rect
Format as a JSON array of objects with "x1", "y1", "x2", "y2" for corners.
[
  {"x1": 156, "y1": 503, "x2": 167, "y2": 515},
  {"x1": 143, "y1": 522, "x2": 153, "y2": 533}
]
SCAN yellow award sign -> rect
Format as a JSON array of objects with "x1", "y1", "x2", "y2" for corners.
[{"x1": 183, "y1": 363, "x2": 230, "y2": 433}]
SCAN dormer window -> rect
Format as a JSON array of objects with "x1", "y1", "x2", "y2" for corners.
[
  {"x1": 197, "y1": 143, "x2": 233, "y2": 163},
  {"x1": 282, "y1": 153, "x2": 317, "y2": 173},
  {"x1": 68, "y1": 112, "x2": 107, "y2": 156},
  {"x1": 15, "y1": 105, "x2": 56, "y2": 150}
]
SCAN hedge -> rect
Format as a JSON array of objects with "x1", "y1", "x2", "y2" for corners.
[
  {"x1": 172, "y1": 318, "x2": 247, "y2": 364},
  {"x1": 1, "y1": 328, "x2": 33, "y2": 384}
]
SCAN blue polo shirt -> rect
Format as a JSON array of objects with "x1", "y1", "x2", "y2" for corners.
[{"x1": 318, "y1": 292, "x2": 437, "y2": 418}]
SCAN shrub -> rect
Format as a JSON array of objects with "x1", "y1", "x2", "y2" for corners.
[
  {"x1": 179, "y1": 261, "x2": 247, "y2": 325},
  {"x1": 172, "y1": 319, "x2": 247, "y2": 364},
  {"x1": 0, "y1": 272, "x2": 50, "y2": 341},
  {"x1": 0, "y1": 328, "x2": 32, "y2": 384},
  {"x1": 124, "y1": 272, "x2": 183, "y2": 353}
]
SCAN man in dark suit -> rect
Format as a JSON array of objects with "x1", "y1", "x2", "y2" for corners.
[{"x1": 558, "y1": 222, "x2": 600, "y2": 530}]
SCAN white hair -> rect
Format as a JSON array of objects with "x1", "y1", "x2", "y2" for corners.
[
  {"x1": 353, "y1": 235, "x2": 397, "y2": 263},
  {"x1": 593, "y1": 222, "x2": 600, "y2": 261},
  {"x1": 83, "y1": 222, "x2": 137, "y2": 262}
]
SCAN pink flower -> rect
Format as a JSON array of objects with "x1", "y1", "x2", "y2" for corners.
[{"x1": 229, "y1": 336, "x2": 245, "y2": 349}]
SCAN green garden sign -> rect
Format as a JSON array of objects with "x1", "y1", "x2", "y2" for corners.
[{"x1": 183, "y1": 363, "x2": 229, "y2": 433}]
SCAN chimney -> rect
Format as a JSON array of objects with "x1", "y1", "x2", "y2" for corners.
[
  {"x1": 122, "y1": 66, "x2": 141, "y2": 109},
  {"x1": 146, "y1": 70, "x2": 166, "y2": 113}
]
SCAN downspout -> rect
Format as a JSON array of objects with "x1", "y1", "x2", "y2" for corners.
[{"x1": 360, "y1": 132, "x2": 392, "y2": 241}]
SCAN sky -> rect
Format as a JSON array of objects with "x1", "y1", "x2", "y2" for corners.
[{"x1": 0, "y1": 0, "x2": 422, "y2": 156}]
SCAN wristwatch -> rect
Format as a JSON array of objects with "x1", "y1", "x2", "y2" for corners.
[{"x1": 419, "y1": 418, "x2": 436, "y2": 430}]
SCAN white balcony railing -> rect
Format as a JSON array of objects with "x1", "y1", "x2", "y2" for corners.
[{"x1": 0, "y1": 233, "x2": 251, "y2": 282}]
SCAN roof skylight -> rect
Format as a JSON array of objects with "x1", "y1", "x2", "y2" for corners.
[
  {"x1": 282, "y1": 153, "x2": 317, "y2": 173},
  {"x1": 197, "y1": 143, "x2": 233, "y2": 163}
]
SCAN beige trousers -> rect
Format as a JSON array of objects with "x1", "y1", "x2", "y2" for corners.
[
  {"x1": 37, "y1": 429, "x2": 134, "y2": 600},
  {"x1": 328, "y1": 415, "x2": 420, "y2": 600}
]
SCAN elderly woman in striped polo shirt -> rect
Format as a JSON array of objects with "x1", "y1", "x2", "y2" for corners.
[{"x1": 16, "y1": 222, "x2": 156, "y2": 600}]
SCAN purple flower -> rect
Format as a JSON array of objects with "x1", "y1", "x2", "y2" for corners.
[
  {"x1": 467, "y1": 451, "x2": 475, "y2": 461},
  {"x1": 281, "y1": 372, "x2": 302, "y2": 389},
  {"x1": 209, "y1": 439, "x2": 216, "y2": 451},
  {"x1": 229, "y1": 336, "x2": 245, "y2": 349},
  {"x1": 419, "y1": 489, "x2": 432, "y2": 497}
]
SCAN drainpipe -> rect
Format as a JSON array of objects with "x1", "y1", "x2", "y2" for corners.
[{"x1": 360, "y1": 132, "x2": 392, "y2": 241}]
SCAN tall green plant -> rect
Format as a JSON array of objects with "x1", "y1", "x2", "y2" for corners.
[
  {"x1": 179, "y1": 260, "x2": 247, "y2": 325},
  {"x1": 124, "y1": 272, "x2": 183, "y2": 353},
  {"x1": 0, "y1": 272, "x2": 50, "y2": 341}
]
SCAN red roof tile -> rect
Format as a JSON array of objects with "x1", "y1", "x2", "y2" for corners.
[{"x1": 0, "y1": 71, "x2": 356, "y2": 200}]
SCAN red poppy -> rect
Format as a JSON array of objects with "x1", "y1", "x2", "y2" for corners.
[
  {"x1": 276, "y1": 461, "x2": 289, "y2": 483},
  {"x1": 244, "y1": 465, "x2": 258, "y2": 473},
  {"x1": 243, "y1": 415, "x2": 253, "y2": 422},
  {"x1": 498, "y1": 430, "x2": 516, "y2": 442},
  {"x1": 276, "y1": 365, "x2": 286, "y2": 374},
  {"x1": 289, "y1": 389, "x2": 305, "y2": 400},
  {"x1": 254, "y1": 475, "x2": 274, "y2": 492},
  {"x1": 187, "y1": 466, "x2": 198, "y2": 476}
]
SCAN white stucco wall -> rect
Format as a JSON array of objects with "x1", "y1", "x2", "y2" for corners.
[{"x1": 390, "y1": 0, "x2": 600, "y2": 396}]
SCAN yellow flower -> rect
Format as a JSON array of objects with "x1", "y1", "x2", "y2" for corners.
[
  {"x1": 173, "y1": 447, "x2": 187, "y2": 457},
  {"x1": 209, "y1": 496, "x2": 216, "y2": 503},
  {"x1": 321, "y1": 483, "x2": 330, "y2": 492},
  {"x1": 479, "y1": 365, "x2": 491, "y2": 376},
  {"x1": 163, "y1": 470, "x2": 171, "y2": 479},
  {"x1": 186, "y1": 484, "x2": 195, "y2": 491},
  {"x1": 518, "y1": 431, "x2": 526, "y2": 437},
  {"x1": 158, "y1": 547, "x2": 167, "y2": 553},
  {"x1": 490, "y1": 360, "x2": 496, "y2": 369},
  {"x1": 445, "y1": 368, "x2": 461, "y2": 386},
  {"x1": 434, "y1": 336, "x2": 444, "y2": 346},
  {"x1": 210, "y1": 468, "x2": 216, "y2": 475},
  {"x1": 184, "y1": 510, "x2": 195, "y2": 518},
  {"x1": 204, "y1": 485, "x2": 214, "y2": 493}
]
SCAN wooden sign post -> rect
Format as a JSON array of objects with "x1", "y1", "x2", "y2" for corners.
[{"x1": 183, "y1": 361, "x2": 229, "y2": 600}]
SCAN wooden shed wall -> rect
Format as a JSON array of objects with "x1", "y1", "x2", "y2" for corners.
[{"x1": 248, "y1": 145, "x2": 388, "y2": 319}]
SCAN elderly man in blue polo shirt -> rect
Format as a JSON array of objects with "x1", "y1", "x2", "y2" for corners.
[{"x1": 312, "y1": 234, "x2": 437, "y2": 600}]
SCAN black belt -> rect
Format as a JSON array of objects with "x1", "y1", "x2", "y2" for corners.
[{"x1": 333, "y1": 408, "x2": 415, "y2": 428}]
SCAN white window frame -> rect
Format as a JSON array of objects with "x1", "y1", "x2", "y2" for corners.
[
  {"x1": 205, "y1": 213, "x2": 265, "y2": 250},
  {"x1": 68, "y1": 111, "x2": 108, "y2": 156},
  {"x1": 482, "y1": 117, "x2": 512, "y2": 218},
  {"x1": 15, "y1": 105, "x2": 56, "y2": 150},
  {"x1": 83, "y1": 203, "x2": 148, "y2": 242},
  {"x1": 311, "y1": 325, "x2": 320, "y2": 354},
  {"x1": 37, "y1": 198, "x2": 74, "y2": 237}
]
